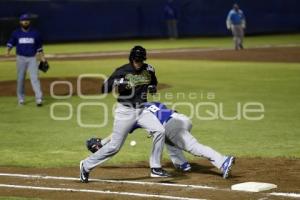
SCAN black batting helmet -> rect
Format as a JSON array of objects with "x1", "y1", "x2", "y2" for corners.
[{"x1": 129, "y1": 45, "x2": 147, "y2": 62}]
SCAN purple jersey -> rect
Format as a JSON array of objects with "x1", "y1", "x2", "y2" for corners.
[
  {"x1": 130, "y1": 102, "x2": 174, "y2": 133},
  {"x1": 7, "y1": 28, "x2": 43, "y2": 57}
]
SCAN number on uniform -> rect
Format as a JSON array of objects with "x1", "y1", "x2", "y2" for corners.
[{"x1": 147, "y1": 105, "x2": 160, "y2": 113}]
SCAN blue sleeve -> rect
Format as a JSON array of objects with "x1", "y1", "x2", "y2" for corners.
[
  {"x1": 35, "y1": 31, "x2": 43, "y2": 52},
  {"x1": 154, "y1": 102, "x2": 167, "y2": 109},
  {"x1": 7, "y1": 31, "x2": 17, "y2": 48},
  {"x1": 226, "y1": 10, "x2": 233, "y2": 21}
]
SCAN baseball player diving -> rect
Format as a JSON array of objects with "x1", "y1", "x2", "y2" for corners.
[
  {"x1": 80, "y1": 46, "x2": 169, "y2": 183},
  {"x1": 87, "y1": 102, "x2": 235, "y2": 179}
]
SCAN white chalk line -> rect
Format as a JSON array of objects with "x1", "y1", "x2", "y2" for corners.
[
  {"x1": 0, "y1": 183, "x2": 205, "y2": 200},
  {"x1": 269, "y1": 192, "x2": 300, "y2": 198},
  {"x1": 0, "y1": 173, "x2": 217, "y2": 190},
  {"x1": 0, "y1": 173, "x2": 300, "y2": 199}
]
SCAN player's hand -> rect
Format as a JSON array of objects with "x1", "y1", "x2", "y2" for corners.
[
  {"x1": 148, "y1": 85, "x2": 157, "y2": 95},
  {"x1": 114, "y1": 78, "x2": 132, "y2": 89}
]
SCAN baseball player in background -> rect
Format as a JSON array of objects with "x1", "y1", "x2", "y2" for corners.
[
  {"x1": 80, "y1": 46, "x2": 169, "y2": 183},
  {"x1": 164, "y1": 0, "x2": 178, "y2": 39},
  {"x1": 6, "y1": 13, "x2": 46, "y2": 106},
  {"x1": 226, "y1": 4, "x2": 246, "y2": 50},
  {"x1": 92, "y1": 102, "x2": 235, "y2": 179}
]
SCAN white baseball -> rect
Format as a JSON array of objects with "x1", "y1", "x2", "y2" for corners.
[{"x1": 130, "y1": 140, "x2": 136, "y2": 146}]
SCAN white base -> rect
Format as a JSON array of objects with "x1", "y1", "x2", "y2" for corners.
[{"x1": 231, "y1": 182, "x2": 277, "y2": 192}]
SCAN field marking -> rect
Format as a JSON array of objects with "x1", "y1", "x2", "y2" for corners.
[
  {"x1": 0, "y1": 183, "x2": 205, "y2": 200},
  {"x1": 1, "y1": 173, "x2": 300, "y2": 199},
  {"x1": 269, "y1": 192, "x2": 300, "y2": 198},
  {"x1": 0, "y1": 173, "x2": 218, "y2": 190}
]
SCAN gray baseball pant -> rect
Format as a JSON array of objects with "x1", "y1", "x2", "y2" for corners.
[
  {"x1": 165, "y1": 113, "x2": 226, "y2": 169},
  {"x1": 16, "y1": 55, "x2": 42, "y2": 102},
  {"x1": 83, "y1": 103, "x2": 165, "y2": 172},
  {"x1": 231, "y1": 25, "x2": 244, "y2": 50}
]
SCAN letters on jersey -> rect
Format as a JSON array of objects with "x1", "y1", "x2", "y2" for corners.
[{"x1": 19, "y1": 38, "x2": 35, "y2": 44}]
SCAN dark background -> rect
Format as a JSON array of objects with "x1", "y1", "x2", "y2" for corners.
[{"x1": 0, "y1": 0, "x2": 299, "y2": 43}]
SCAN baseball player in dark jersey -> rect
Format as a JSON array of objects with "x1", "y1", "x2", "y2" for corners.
[
  {"x1": 6, "y1": 13, "x2": 46, "y2": 106},
  {"x1": 80, "y1": 46, "x2": 169, "y2": 183}
]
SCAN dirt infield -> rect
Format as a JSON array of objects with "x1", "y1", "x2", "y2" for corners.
[
  {"x1": 0, "y1": 158, "x2": 299, "y2": 200},
  {"x1": 150, "y1": 47, "x2": 300, "y2": 63},
  {"x1": 40, "y1": 46, "x2": 300, "y2": 62},
  {"x1": 0, "y1": 77, "x2": 170, "y2": 96}
]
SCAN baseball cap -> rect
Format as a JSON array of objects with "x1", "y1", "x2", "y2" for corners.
[{"x1": 19, "y1": 13, "x2": 31, "y2": 21}]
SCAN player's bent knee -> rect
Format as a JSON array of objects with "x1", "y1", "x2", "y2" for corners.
[
  {"x1": 159, "y1": 127, "x2": 166, "y2": 134},
  {"x1": 155, "y1": 127, "x2": 166, "y2": 136}
]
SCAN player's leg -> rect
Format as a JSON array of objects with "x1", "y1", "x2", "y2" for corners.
[
  {"x1": 166, "y1": 143, "x2": 187, "y2": 166},
  {"x1": 137, "y1": 109, "x2": 165, "y2": 168},
  {"x1": 180, "y1": 131, "x2": 226, "y2": 169},
  {"x1": 82, "y1": 104, "x2": 138, "y2": 173},
  {"x1": 165, "y1": 143, "x2": 191, "y2": 171},
  {"x1": 166, "y1": 113, "x2": 227, "y2": 169},
  {"x1": 231, "y1": 26, "x2": 239, "y2": 50},
  {"x1": 16, "y1": 56, "x2": 27, "y2": 104},
  {"x1": 28, "y1": 57, "x2": 42, "y2": 104},
  {"x1": 137, "y1": 110, "x2": 169, "y2": 177},
  {"x1": 239, "y1": 26, "x2": 244, "y2": 49},
  {"x1": 171, "y1": 20, "x2": 178, "y2": 38}
]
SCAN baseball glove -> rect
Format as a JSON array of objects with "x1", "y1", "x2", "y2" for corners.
[
  {"x1": 86, "y1": 137, "x2": 103, "y2": 153},
  {"x1": 38, "y1": 60, "x2": 49, "y2": 73}
]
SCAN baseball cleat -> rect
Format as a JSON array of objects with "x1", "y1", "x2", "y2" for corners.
[
  {"x1": 18, "y1": 99, "x2": 25, "y2": 105},
  {"x1": 80, "y1": 160, "x2": 89, "y2": 183},
  {"x1": 174, "y1": 162, "x2": 192, "y2": 172},
  {"x1": 150, "y1": 168, "x2": 170, "y2": 178},
  {"x1": 221, "y1": 156, "x2": 235, "y2": 179},
  {"x1": 36, "y1": 99, "x2": 43, "y2": 107}
]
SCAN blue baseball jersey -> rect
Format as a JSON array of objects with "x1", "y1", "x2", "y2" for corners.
[
  {"x1": 227, "y1": 9, "x2": 245, "y2": 25},
  {"x1": 7, "y1": 28, "x2": 43, "y2": 57},
  {"x1": 130, "y1": 102, "x2": 174, "y2": 133}
]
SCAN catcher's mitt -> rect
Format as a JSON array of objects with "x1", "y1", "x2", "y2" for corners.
[
  {"x1": 86, "y1": 138, "x2": 102, "y2": 153},
  {"x1": 38, "y1": 60, "x2": 49, "y2": 73}
]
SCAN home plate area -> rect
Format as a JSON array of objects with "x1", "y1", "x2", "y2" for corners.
[{"x1": 0, "y1": 158, "x2": 299, "y2": 200}]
